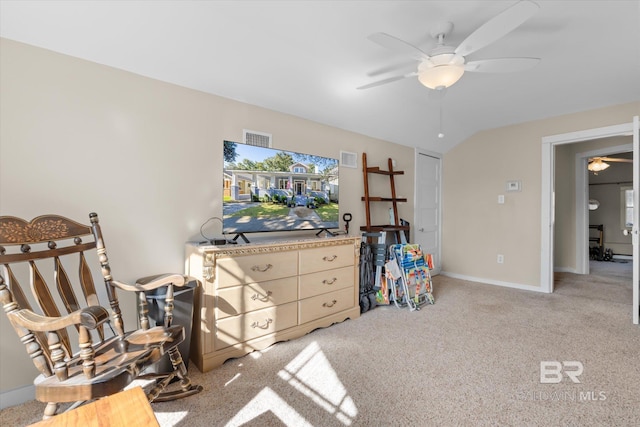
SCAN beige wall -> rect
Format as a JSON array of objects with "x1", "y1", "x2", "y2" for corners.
[
  {"x1": 0, "y1": 39, "x2": 414, "y2": 399},
  {"x1": 442, "y1": 102, "x2": 640, "y2": 287}
]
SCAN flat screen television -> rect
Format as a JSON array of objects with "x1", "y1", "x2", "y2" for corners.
[{"x1": 223, "y1": 141, "x2": 339, "y2": 241}]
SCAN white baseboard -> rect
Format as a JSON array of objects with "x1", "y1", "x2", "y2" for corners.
[
  {"x1": 0, "y1": 384, "x2": 35, "y2": 410},
  {"x1": 440, "y1": 271, "x2": 546, "y2": 293},
  {"x1": 613, "y1": 254, "x2": 632, "y2": 260},
  {"x1": 554, "y1": 266, "x2": 577, "y2": 273}
]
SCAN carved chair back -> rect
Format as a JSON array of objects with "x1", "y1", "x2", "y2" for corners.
[{"x1": 0, "y1": 214, "x2": 130, "y2": 374}]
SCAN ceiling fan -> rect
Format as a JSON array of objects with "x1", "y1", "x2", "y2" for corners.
[
  {"x1": 358, "y1": 0, "x2": 541, "y2": 91},
  {"x1": 588, "y1": 156, "x2": 633, "y2": 173}
]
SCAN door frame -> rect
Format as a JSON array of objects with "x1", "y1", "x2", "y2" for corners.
[
  {"x1": 414, "y1": 148, "x2": 442, "y2": 275},
  {"x1": 633, "y1": 115, "x2": 639, "y2": 325},
  {"x1": 541, "y1": 121, "x2": 635, "y2": 294}
]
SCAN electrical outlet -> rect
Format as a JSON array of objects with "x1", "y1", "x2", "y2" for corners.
[
  {"x1": 497, "y1": 254, "x2": 504, "y2": 264},
  {"x1": 498, "y1": 195, "x2": 505, "y2": 204}
]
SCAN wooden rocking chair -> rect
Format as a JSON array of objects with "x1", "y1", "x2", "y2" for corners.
[{"x1": 0, "y1": 213, "x2": 203, "y2": 420}]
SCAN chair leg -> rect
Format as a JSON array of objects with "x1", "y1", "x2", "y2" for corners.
[
  {"x1": 43, "y1": 402, "x2": 59, "y2": 419},
  {"x1": 147, "y1": 348, "x2": 202, "y2": 403}
]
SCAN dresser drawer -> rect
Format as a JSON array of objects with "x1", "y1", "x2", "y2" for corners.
[
  {"x1": 216, "y1": 277, "x2": 298, "y2": 319},
  {"x1": 216, "y1": 251, "x2": 297, "y2": 288},
  {"x1": 299, "y1": 244, "x2": 354, "y2": 275},
  {"x1": 299, "y1": 266, "x2": 354, "y2": 299},
  {"x1": 214, "y1": 302, "x2": 298, "y2": 350},
  {"x1": 298, "y1": 287, "x2": 355, "y2": 324}
]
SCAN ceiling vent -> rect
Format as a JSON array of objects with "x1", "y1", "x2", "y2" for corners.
[
  {"x1": 340, "y1": 151, "x2": 358, "y2": 168},
  {"x1": 243, "y1": 129, "x2": 272, "y2": 147}
]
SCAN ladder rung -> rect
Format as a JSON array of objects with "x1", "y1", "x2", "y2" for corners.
[
  {"x1": 365, "y1": 167, "x2": 404, "y2": 176},
  {"x1": 361, "y1": 197, "x2": 407, "y2": 202},
  {"x1": 360, "y1": 225, "x2": 410, "y2": 231}
]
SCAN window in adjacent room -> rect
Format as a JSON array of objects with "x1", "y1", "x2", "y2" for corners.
[{"x1": 621, "y1": 186, "x2": 634, "y2": 229}]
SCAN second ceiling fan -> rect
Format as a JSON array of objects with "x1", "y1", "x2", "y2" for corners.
[
  {"x1": 358, "y1": 0, "x2": 541, "y2": 90},
  {"x1": 588, "y1": 156, "x2": 633, "y2": 173}
]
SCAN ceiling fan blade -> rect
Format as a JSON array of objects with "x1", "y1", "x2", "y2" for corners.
[
  {"x1": 599, "y1": 157, "x2": 633, "y2": 163},
  {"x1": 357, "y1": 72, "x2": 418, "y2": 90},
  {"x1": 465, "y1": 57, "x2": 540, "y2": 73},
  {"x1": 368, "y1": 32, "x2": 430, "y2": 61},
  {"x1": 455, "y1": 0, "x2": 540, "y2": 57},
  {"x1": 368, "y1": 59, "x2": 418, "y2": 77}
]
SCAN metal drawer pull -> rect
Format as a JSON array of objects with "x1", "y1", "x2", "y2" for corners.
[
  {"x1": 323, "y1": 300, "x2": 337, "y2": 308},
  {"x1": 251, "y1": 263, "x2": 273, "y2": 272},
  {"x1": 251, "y1": 318, "x2": 273, "y2": 329},
  {"x1": 323, "y1": 255, "x2": 337, "y2": 262},
  {"x1": 322, "y1": 278, "x2": 337, "y2": 285},
  {"x1": 251, "y1": 291, "x2": 273, "y2": 301}
]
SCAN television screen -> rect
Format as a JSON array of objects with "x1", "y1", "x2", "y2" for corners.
[{"x1": 223, "y1": 141, "x2": 339, "y2": 239}]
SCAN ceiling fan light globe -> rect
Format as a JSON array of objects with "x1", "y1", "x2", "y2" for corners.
[
  {"x1": 418, "y1": 64, "x2": 465, "y2": 89},
  {"x1": 587, "y1": 159, "x2": 610, "y2": 172}
]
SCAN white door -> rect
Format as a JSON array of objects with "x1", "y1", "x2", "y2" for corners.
[
  {"x1": 415, "y1": 150, "x2": 441, "y2": 275},
  {"x1": 632, "y1": 116, "x2": 639, "y2": 325}
]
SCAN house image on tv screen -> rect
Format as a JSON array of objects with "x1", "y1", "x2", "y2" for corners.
[
  {"x1": 222, "y1": 142, "x2": 339, "y2": 234},
  {"x1": 224, "y1": 162, "x2": 336, "y2": 201}
]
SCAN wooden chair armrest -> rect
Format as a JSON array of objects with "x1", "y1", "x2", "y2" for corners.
[
  {"x1": 8, "y1": 306, "x2": 109, "y2": 332},
  {"x1": 111, "y1": 273, "x2": 192, "y2": 292}
]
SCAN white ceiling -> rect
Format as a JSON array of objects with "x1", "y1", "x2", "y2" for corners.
[{"x1": 1, "y1": 0, "x2": 639, "y2": 153}]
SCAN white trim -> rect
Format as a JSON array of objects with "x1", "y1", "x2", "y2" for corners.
[
  {"x1": 542, "y1": 123, "x2": 633, "y2": 145},
  {"x1": 575, "y1": 154, "x2": 589, "y2": 274},
  {"x1": 540, "y1": 142, "x2": 554, "y2": 292},
  {"x1": 541, "y1": 122, "x2": 635, "y2": 294},
  {"x1": 441, "y1": 271, "x2": 545, "y2": 293},
  {"x1": 554, "y1": 267, "x2": 577, "y2": 274},
  {"x1": 0, "y1": 384, "x2": 34, "y2": 409},
  {"x1": 632, "y1": 116, "x2": 639, "y2": 325}
]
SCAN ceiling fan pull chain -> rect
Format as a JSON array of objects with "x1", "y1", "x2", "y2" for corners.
[{"x1": 438, "y1": 92, "x2": 444, "y2": 138}]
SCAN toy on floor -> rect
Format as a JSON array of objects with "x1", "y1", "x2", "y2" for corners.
[{"x1": 385, "y1": 244, "x2": 435, "y2": 311}]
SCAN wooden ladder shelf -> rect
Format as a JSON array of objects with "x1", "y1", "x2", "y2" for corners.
[{"x1": 360, "y1": 152, "x2": 409, "y2": 244}]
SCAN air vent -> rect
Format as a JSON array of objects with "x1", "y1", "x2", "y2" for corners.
[
  {"x1": 340, "y1": 151, "x2": 357, "y2": 168},
  {"x1": 243, "y1": 129, "x2": 272, "y2": 147}
]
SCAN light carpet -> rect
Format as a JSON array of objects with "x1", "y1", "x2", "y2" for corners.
[{"x1": 2, "y1": 264, "x2": 638, "y2": 426}]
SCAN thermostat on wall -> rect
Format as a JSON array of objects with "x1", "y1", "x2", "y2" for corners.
[{"x1": 506, "y1": 180, "x2": 522, "y2": 192}]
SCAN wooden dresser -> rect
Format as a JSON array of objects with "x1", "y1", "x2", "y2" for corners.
[{"x1": 185, "y1": 236, "x2": 361, "y2": 372}]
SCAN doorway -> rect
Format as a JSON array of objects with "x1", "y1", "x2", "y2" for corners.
[
  {"x1": 553, "y1": 142, "x2": 633, "y2": 297},
  {"x1": 541, "y1": 118, "x2": 639, "y2": 325},
  {"x1": 578, "y1": 147, "x2": 633, "y2": 274}
]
